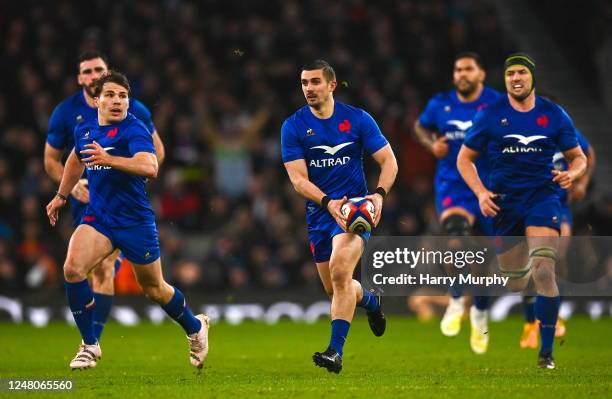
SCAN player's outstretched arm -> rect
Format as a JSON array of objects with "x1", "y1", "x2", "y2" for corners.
[
  {"x1": 366, "y1": 144, "x2": 398, "y2": 226},
  {"x1": 46, "y1": 150, "x2": 85, "y2": 226},
  {"x1": 553, "y1": 146, "x2": 587, "y2": 190},
  {"x1": 80, "y1": 141, "x2": 158, "y2": 178},
  {"x1": 457, "y1": 145, "x2": 499, "y2": 217},
  {"x1": 284, "y1": 159, "x2": 347, "y2": 227}
]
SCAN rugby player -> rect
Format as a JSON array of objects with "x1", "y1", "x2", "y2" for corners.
[
  {"x1": 46, "y1": 71, "x2": 207, "y2": 370},
  {"x1": 281, "y1": 60, "x2": 398, "y2": 373},
  {"x1": 458, "y1": 54, "x2": 587, "y2": 369},
  {"x1": 414, "y1": 52, "x2": 502, "y2": 353}
]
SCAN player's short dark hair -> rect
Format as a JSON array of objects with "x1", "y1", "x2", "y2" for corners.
[
  {"x1": 93, "y1": 70, "x2": 131, "y2": 97},
  {"x1": 454, "y1": 52, "x2": 484, "y2": 69},
  {"x1": 302, "y1": 59, "x2": 336, "y2": 82},
  {"x1": 77, "y1": 50, "x2": 109, "y2": 72}
]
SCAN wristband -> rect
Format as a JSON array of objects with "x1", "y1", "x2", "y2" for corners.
[
  {"x1": 56, "y1": 191, "x2": 68, "y2": 201},
  {"x1": 321, "y1": 195, "x2": 331, "y2": 210},
  {"x1": 375, "y1": 187, "x2": 387, "y2": 199}
]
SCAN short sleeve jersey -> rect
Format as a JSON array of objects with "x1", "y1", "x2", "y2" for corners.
[
  {"x1": 418, "y1": 87, "x2": 502, "y2": 184},
  {"x1": 464, "y1": 95, "x2": 578, "y2": 193},
  {"x1": 281, "y1": 102, "x2": 388, "y2": 226},
  {"x1": 73, "y1": 113, "x2": 156, "y2": 227}
]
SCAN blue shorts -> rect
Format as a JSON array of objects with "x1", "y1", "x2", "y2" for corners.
[
  {"x1": 80, "y1": 216, "x2": 160, "y2": 265},
  {"x1": 72, "y1": 200, "x2": 125, "y2": 271},
  {"x1": 493, "y1": 188, "x2": 561, "y2": 237},
  {"x1": 69, "y1": 197, "x2": 87, "y2": 228},
  {"x1": 307, "y1": 218, "x2": 371, "y2": 263},
  {"x1": 559, "y1": 202, "x2": 572, "y2": 227},
  {"x1": 435, "y1": 178, "x2": 494, "y2": 236}
]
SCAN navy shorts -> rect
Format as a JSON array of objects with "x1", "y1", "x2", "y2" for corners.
[
  {"x1": 80, "y1": 216, "x2": 160, "y2": 265},
  {"x1": 73, "y1": 201, "x2": 125, "y2": 271},
  {"x1": 70, "y1": 197, "x2": 87, "y2": 228},
  {"x1": 493, "y1": 188, "x2": 561, "y2": 237},
  {"x1": 308, "y1": 219, "x2": 371, "y2": 263},
  {"x1": 435, "y1": 178, "x2": 494, "y2": 236}
]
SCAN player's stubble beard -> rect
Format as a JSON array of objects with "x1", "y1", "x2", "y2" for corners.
[
  {"x1": 83, "y1": 83, "x2": 97, "y2": 99},
  {"x1": 307, "y1": 93, "x2": 327, "y2": 111},
  {"x1": 455, "y1": 79, "x2": 478, "y2": 98},
  {"x1": 507, "y1": 73, "x2": 534, "y2": 102},
  {"x1": 307, "y1": 97, "x2": 321, "y2": 110},
  {"x1": 507, "y1": 82, "x2": 533, "y2": 102},
  {"x1": 509, "y1": 91, "x2": 530, "y2": 102}
]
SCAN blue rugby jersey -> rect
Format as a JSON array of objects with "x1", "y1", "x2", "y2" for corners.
[
  {"x1": 464, "y1": 95, "x2": 579, "y2": 193},
  {"x1": 73, "y1": 113, "x2": 156, "y2": 227},
  {"x1": 281, "y1": 102, "x2": 388, "y2": 227},
  {"x1": 418, "y1": 87, "x2": 502, "y2": 184}
]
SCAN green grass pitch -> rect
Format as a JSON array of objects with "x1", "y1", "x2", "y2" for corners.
[{"x1": 1, "y1": 317, "x2": 610, "y2": 398}]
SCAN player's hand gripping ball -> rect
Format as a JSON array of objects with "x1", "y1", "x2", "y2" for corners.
[{"x1": 341, "y1": 197, "x2": 376, "y2": 234}]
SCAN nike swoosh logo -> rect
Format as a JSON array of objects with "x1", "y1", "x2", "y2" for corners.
[
  {"x1": 310, "y1": 142, "x2": 354, "y2": 155},
  {"x1": 103, "y1": 147, "x2": 115, "y2": 152},
  {"x1": 447, "y1": 120, "x2": 473, "y2": 131},
  {"x1": 504, "y1": 134, "x2": 548, "y2": 145}
]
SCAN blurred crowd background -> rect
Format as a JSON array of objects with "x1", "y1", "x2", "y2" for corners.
[{"x1": 0, "y1": 0, "x2": 610, "y2": 298}]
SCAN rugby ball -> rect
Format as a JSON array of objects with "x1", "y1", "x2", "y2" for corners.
[{"x1": 341, "y1": 197, "x2": 376, "y2": 234}]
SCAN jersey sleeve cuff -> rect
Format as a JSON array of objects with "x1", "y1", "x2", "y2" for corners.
[
  {"x1": 417, "y1": 117, "x2": 435, "y2": 130},
  {"x1": 558, "y1": 143, "x2": 579, "y2": 152},
  {"x1": 367, "y1": 140, "x2": 389, "y2": 155},
  {"x1": 462, "y1": 142, "x2": 482, "y2": 153},
  {"x1": 282, "y1": 154, "x2": 305, "y2": 163},
  {"x1": 131, "y1": 147, "x2": 156, "y2": 155},
  {"x1": 46, "y1": 139, "x2": 65, "y2": 150}
]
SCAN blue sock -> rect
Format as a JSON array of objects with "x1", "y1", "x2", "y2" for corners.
[
  {"x1": 523, "y1": 295, "x2": 536, "y2": 323},
  {"x1": 358, "y1": 288, "x2": 380, "y2": 312},
  {"x1": 535, "y1": 295, "x2": 560, "y2": 356},
  {"x1": 328, "y1": 319, "x2": 351, "y2": 356},
  {"x1": 473, "y1": 296, "x2": 489, "y2": 311},
  {"x1": 449, "y1": 284, "x2": 463, "y2": 299},
  {"x1": 161, "y1": 287, "x2": 201, "y2": 335},
  {"x1": 65, "y1": 280, "x2": 97, "y2": 345},
  {"x1": 92, "y1": 293, "x2": 113, "y2": 341}
]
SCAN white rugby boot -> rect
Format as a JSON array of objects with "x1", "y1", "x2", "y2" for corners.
[
  {"x1": 470, "y1": 305, "x2": 489, "y2": 354},
  {"x1": 187, "y1": 314, "x2": 210, "y2": 369},
  {"x1": 440, "y1": 296, "x2": 465, "y2": 337},
  {"x1": 70, "y1": 342, "x2": 102, "y2": 370}
]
